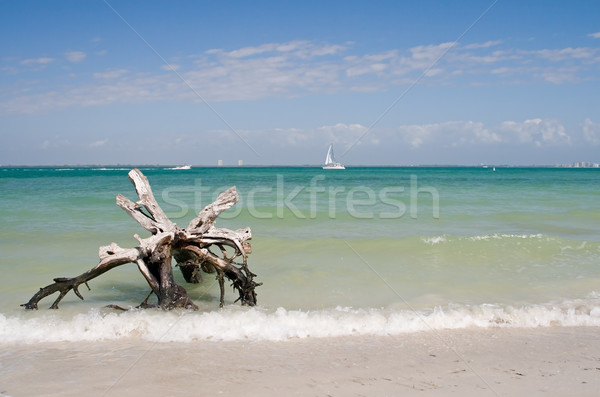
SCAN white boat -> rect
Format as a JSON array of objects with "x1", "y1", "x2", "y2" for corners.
[
  {"x1": 322, "y1": 144, "x2": 345, "y2": 170},
  {"x1": 172, "y1": 165, "x2": 191, "y2": 170}
]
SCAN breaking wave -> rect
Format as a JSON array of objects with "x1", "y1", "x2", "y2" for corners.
[{"x1": 2, "y1": 297, "x2": 600, "y2": 344}]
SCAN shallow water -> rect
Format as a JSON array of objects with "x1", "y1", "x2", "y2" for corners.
[{"x1": 1, "y1": 166, "x2": 599, "y2": 342}]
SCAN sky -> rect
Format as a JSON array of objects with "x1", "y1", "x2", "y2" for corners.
[{"x1": 1, "y1": 0, "x2": 599, "y2": 166}]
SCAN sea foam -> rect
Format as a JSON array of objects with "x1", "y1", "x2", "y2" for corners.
[{"x1": 2, "y1": 298, "x2": 599, "y2": 344}]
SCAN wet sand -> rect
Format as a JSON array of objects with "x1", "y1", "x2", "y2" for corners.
[{"x1": 1, "y1": 327, "x2": 599, "y2": 396}]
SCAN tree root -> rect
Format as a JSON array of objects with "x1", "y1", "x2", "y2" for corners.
[{"x1": 22, "y1": 168, "x2": 260, "y2": 311}]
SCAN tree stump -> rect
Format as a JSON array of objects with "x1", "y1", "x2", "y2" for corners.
[{"x1": 22, "y1": 168, "x2": 260, "y2": 310}]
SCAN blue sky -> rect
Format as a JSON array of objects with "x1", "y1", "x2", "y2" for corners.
[{"x1": 1, "y1": 0, "x2": 599, "y2": 166}]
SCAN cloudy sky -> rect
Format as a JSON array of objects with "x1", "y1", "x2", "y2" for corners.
[{"x1": 1, "y1": 0, "x2": 599, "y2": 166}]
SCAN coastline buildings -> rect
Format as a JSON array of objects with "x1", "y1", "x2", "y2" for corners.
[
  {"x1": 570, "y1": 161, "x2": 600, "y2": 168},
  {"x1": 557, "y1": 161, "x2": 600, "y2": 168}
]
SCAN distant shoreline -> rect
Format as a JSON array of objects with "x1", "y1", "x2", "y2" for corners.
[{"x1": 2, "y1": 164, "x2": 599, "y2": 169}]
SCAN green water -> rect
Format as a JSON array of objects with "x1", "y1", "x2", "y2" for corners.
[{"x1": 1, "y1": 166, "x2": 599, "y2": 313}]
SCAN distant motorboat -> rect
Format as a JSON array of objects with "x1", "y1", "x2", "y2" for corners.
[
  {"x1": 172, "y1": 165, "x2": 191, "y2": 170},
  {"x1": 322, "y1": 144, "x2": 345, "y2": 170}
]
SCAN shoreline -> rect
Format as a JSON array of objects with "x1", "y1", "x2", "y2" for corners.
[{"x1": 1, "y1": 326, "x2": 599, "y2": 396}]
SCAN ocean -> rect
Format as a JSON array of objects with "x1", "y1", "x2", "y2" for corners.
[{"x1": 1, "y1": 166, "x2": 599, "y2": 342}]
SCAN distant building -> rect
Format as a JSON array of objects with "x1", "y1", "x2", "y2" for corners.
[{"x1": 569, "y1": 161, "x2": 599, "y2": 168}]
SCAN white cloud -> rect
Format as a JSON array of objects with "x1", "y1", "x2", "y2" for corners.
[
  {"x1": 396, "y1": 121, "x2": 499, "y2": 149},
  {"x1": 210, "y1": 40, "x2": 347, "y2": 60},
  {"x1": 89, "y1": 139, "x2": 108, "y2": 148},
  {"x1": 225, "y1": 43, "x2": 279, "y2": 58},
  {"x1": 490, "y1": 66, "x2": 522, "y2": 75},
  {"x1": 532, "y1": 47, "x2": 596, "y2": 61},
  {"x1": 330, "y1": 119, "x2": 574, "y2": 150},
  {"x1": 65, "y1": 51, "x2": 86, "y2": 63},
  {"x1": 275, "y1": 120, "x2": 501, "y2": 151},
  {"x1": 500, "y1": 118, "x2": 570, "y2": 146},
  {"x1": 345, "y1": 50, "x2": 397, "y2": 77},
  {"x1": 186, "y1": 43, "x2": 343, "y2": 101},
  {"x1": 461, "y1": 40, "x2": 503, "y2": 50},
  {"x1": 230, "y1": 123, "x2": 369, "y2": 150},
  {"x1": 93, "y1": 69, "x2": 128, "y2": 79},
  {"x1": 398, "y1": 124, "x2": 433, "y2": 148},
  {"x1": 251, "y1": 121, "x2": 501, "y2": 152},
  {"x1": 410, "y1": 42, "x2": 456, "y2": 61},
  {"x1": 588, "y1": 32, "x2": 600, "y2": 39},
  {"x1": 161, "y1": 63, "x2": 181, "y2": 71},
  {"x1": 536, "y1": 67, "x2": 579, "y2": 84},
  {"x1": 151, "y1": 119, "x2": 590, "y2": 165},
  {"x1": 21, "y1": 57, "x2": 54, "y2": 65},
  {"x1": 318, "y1": 123, "x2": 368, "y2": 143},
  {"x1": 581, "y1": 118, "x2": 600, "y2": 144},
  {"x1": 40, "y1": 137, "x2": 70, "y2": 149},
  {"x1": 456, "y1": 49, "x2": 516, "y2": 64},
  {"x1": 346, "y1": 62, "x2": 388, "y2": 77},
  {"x1": 2, "y1": 65, "x2": 19, "y2": 74},
  {"x1": 308, "y1": 44, "x2": 346, "y2": 57},
  {"x1": 3, "y1": 39, "x2": 600, "y2": 114},
  {"x1": 384, "y1": 42, "x2": 456, "y2": 77}
]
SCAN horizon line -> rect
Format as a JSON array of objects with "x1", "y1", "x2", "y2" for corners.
[{"x1": 2, "y1": 163, "x2": 598, "y2": 169}]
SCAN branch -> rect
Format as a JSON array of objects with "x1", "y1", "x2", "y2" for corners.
[
  {"x1": 22, "y1": 244, "x2": 141, "y2": 309},
  {"x1": 116, "y1": 195, "x2": 158, "y2": 233},
  {"x1": 117, "y1": 168, "x2": 177, "y2": 233},
  {"x1": 187, "y1": 186, "x2": 238, "y2": 234},
  {"x1": 181, "y1": 245, "x2": 260, "y2": 306},
  {"x1": 22, "y1": 233, "x2": 174, "y2": 309}
]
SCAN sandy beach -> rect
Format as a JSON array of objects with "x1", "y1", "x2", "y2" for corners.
[{"x1": 1, "y1": 326, "x2": 599, "y2": 396}]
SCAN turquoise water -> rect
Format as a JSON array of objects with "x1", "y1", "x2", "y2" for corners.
[{"x1": 1, "y1": 166, "x2": 599, "y2": 341}]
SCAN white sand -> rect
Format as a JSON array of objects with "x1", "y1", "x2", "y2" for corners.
[{"x1": 1, "y1": 327, "x2": 599, "y2": 396}]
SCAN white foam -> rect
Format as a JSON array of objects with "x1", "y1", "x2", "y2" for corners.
[
  {"x1": 421, "y1": 234, "x2": 547, "y2": 245},
  {"x1": 421, "y1": 236, "x2": 447, "y2": 245},
  {"x1": 467, "y1": 233, "x2": 545, "y2": 241},
  {"x1": 2, "y1": 298, "x2": 600, "y2": 344}
]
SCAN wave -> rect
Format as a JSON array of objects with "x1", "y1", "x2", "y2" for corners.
[
  {"x1": 2, "y1": 297, "x2": 599, "y2": 344},
  {"x1": 421, "y1": 233, "x2": 547, "y2": 245},
  {"x1": 417, "y1": 233, "x2": 600, "y2": 257}
]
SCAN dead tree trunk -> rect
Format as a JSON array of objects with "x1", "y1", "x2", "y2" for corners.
[{"x1": 22, "y1": 168, "x2": 260, "y2": 310}]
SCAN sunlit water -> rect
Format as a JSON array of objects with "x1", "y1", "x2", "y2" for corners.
[{"x1": 1, "y1": 166, "x2": 599, "y2": 342}]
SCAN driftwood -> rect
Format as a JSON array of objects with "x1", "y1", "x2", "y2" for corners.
[{"x1": 22, "y1": 168, "x2": 260, "y2": 310}]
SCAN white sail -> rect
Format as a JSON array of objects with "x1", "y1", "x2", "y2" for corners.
[
  {"x1": 325, "y1": 145, "x2": 334, "y2": 164},
  {"x1": 322, "y1": 144, "x2": 345, "y2": 169}
]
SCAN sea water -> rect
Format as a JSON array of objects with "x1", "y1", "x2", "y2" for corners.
[{"x1": 1, "y1": 166, "x2": 599, "y2": 342}]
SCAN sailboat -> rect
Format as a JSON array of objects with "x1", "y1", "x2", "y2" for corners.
[{"x1": 322, "y1": 143, "x2": 345, "y2": 170}]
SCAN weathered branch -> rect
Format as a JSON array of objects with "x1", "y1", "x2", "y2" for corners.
[
  {"x1": 22, "y1": 244, "x2": 141, "y2": 309},
  {"x1": 127, "y1": 168, "x2": 177, "y2": 231},
  {"x1": 186, "y1": 186, "x2": 238, "y2": 234},
  {"x1": 22, "y1": 168, "x2": 259, "y2": 311},
  {"x1": 116, "y1": 194, "x2": 159, "y2": 234},
  {"x1": 180, "y1": 245, "x2": 261, "y2": 307}
]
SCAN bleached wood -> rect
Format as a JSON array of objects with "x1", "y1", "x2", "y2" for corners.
[
  {"x1": 186, "y1": 186, "x2": 238, "y2": 234},
  {"x1": 116, "y1": 194, "x2": 159, "y2": 233},
  {"x1": 22, "y1": 168, "x2": 259, "y2": 311},
  {"x1": 127, "y1": 169, "x2": 176, "y2": 231}
]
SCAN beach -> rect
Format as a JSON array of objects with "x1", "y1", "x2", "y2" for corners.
[
  {"x1": 3, "y1": 0, "x2": 600, "y2": 394},
  {"x1": 1, "y1": 167, "x2": 599, "y2": 396},
  {"x1": 2, "y1": 326, "x2": 599, "y2": 396}
]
